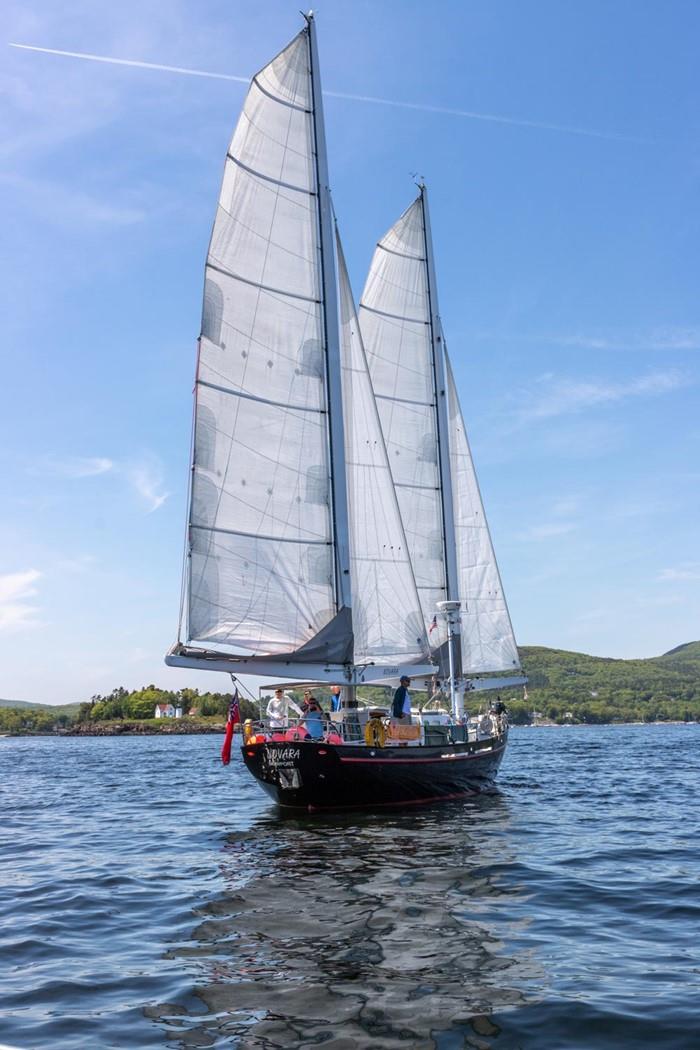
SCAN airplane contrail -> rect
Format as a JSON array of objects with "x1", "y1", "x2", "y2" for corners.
[{"x1": 8, "y1": 42, "x2": 651, "y2": 144}]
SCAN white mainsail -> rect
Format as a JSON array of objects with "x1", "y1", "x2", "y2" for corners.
[
  {"x1": 171, "y1": 20, "x2": 431, "y2": 679},
  {"x1": 188, "y1": 28, "x2": 344, "y2": 660},
  {"x1": 360, "y1": 190, "x2": 521, "y2": 676}
]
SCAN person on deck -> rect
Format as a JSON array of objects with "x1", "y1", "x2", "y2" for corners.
[
  {"x1": 330, "y1": 685, "x2": 343, "y2": 713},
  {"x1": 266, "y1": 688, "x2": 302, "y2": 729},
  {"x1": 301, "y1": 692, "x2": 325, "y2": 739},
  {"x1": 392, "y1": 676, "x2": 412, "y2": 722}
]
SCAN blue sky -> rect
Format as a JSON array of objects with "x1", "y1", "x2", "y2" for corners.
[{"x1": 1, "y1": 0, "x2": 698, "y2": 703}]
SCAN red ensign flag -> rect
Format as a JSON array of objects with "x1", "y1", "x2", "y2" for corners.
[{"x1": 221, "y1": 690, "x2": 241, "y2": 766}]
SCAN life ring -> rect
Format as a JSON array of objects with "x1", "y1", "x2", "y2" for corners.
[{"x1": 364, "y1": 718, "x2": 386, "y2": 748}]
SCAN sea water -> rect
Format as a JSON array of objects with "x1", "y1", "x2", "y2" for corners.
[{"x1": 1, "y1": 724, "x2": 699, "y2": 1048}]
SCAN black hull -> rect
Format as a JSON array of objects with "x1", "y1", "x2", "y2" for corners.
[{"x1": 241, "y1": 732, "x2": 507, "y2": 811}]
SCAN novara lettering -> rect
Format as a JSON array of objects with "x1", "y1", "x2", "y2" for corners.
[{"x1": 266, "y1": 747, "x2": 300, "y2": 765}]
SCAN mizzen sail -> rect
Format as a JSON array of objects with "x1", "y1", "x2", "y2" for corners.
[
  {"x1": 360, "y1": 191, "x2": 520, "y2": 675},
  {"x1": 359, "y1": 196, "x2": 451, "y2": 658}
]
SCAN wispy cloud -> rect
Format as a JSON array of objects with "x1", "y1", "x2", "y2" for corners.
[
  {"x1": 556, "y1": 327, "x2": 700, "y2": 352},
  {"x1": 657, "y1": 563, "x2": 700, "y2": 582},
  {"x1": 3, "y1": 173, "x2": 148, "y2": 228},
  {"x1": 42, "y1": 455, "x2": 114, "y2": 478},
  {"x1": 519, "y1": 522, "x2": 577, "y2": 541},
  {"x1": 0, "y1": 568, "x2": 42, "y2": 631},
  {"x1": 8, "y1": 42, "x2": 653, "y2": 144},
  {"x1": 34, "y1": 453, "x2": 168, "y2": 512},
  {"x1": 124, "y1": 458, "x2": 169, "y2": 513},
  {"x1": 474, "y1": 326, "x2": 700, "y2": 353},
  {"x1": 519, "y1": 370, "x2": 687, "y2": 421}
]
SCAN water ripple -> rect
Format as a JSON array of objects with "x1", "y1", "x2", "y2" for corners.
[{"x1": 1, "y1": 727, "x2": 699, "y2": 1047}]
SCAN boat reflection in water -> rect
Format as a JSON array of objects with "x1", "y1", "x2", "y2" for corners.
[{"x1": 151, "y1": 795, "x2": 543, "y2": 1048}]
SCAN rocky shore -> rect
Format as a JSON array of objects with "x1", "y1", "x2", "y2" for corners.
[{"x1": 59, "y1": 721, "x2": 226, "y2": 737}]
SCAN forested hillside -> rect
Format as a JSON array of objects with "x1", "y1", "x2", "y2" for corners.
[{"x1": 1, "y1": 643, "x2": 698, "y2": 733}]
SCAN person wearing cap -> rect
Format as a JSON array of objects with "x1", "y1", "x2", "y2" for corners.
[
  {"x1": 329, "y1": 684, "x2": 343, "y2": 713},
  {"x1": 266, "y1": 688, "x2": 302, "y2": 729},
  {"x1": 301, "y1": 691, "x2": 325, "y2": 739},
  {"x1": 392, "y1": 675, "x2": 412, "y2": 722}
]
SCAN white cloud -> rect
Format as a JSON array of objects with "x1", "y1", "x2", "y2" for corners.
[
  {"x1": 657, "y1": 564, "x2": 700, "y2": 582},
  {"x1": 2, "y1": 173, "x2": 148, "y2": 228},
  {"x1": 558, "y1": 327, "x2": 700, "y2": 352},
  {"x1": 0, "y1": 568, "x2": 42, "y2": 631},
  {"x1": 42, "y1": 455, "x2": 113, "y2": 478},
  {"x1": 519, "y1": 522, "x2": 577, "y2": 541},
  {"x1": 33, "y1": 452, "x2": 168, "y2": 512},
  {"x1": 519, "y1": 370, "x2": 687, "y2": 421},
  {"x1": 124, "y1": 458, "x2": 169, "y2": 513}
]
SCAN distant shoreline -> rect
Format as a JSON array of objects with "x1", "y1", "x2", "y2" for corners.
[{"x1": 1, "y1": 720, "x2": 697, "y2": 739}]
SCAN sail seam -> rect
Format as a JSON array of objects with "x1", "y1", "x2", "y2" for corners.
[
  {"x1": 377, "y1": 242, "x2": 426, "y2": 262},
  {"x1": 197, "y1": 377, "x2": 326, "y2": 414},
  {"x1": 359, "y1": 303, "x2": 429, "y2": 325},
  {"x1": 226, "y1": 151, "x2": 316, "y2": 196},
  {"x1": 252, "y1": 74, "x2": 310, "y2": 113},
  {"x1": 206, "y1": 261, "x2": 321, "y2": 303},
  {"x1": 191, "y1": 523, "x2": 331, "y2": 546}
]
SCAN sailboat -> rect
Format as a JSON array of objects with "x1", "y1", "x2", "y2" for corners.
[{"x1": 165, "y1": 13, "x2": 527, "y2": 809}]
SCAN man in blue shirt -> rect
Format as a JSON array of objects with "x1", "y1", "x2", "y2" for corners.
[{"x1": 392, "y1": 676, "x2": 412, "y2": 721}]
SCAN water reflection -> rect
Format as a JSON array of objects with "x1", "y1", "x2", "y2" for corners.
[{"x1": 153, "y1": 796, "x2": 543, "y2": 1048}]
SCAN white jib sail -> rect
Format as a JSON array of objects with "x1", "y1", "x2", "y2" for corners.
[
  {"x1": 445, "y1": 349, "x2": 521, "y2": 673},
  {"x1": 358, "y1": 199, "x2": 449, "y2": 655},
  {"x1": 337, "y1": 233, "x2": 429, "y2": 665},
  {"x1": 187, "y1": 30, "x2": 338, "y2": 656}
]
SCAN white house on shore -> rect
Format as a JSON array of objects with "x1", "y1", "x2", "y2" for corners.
[{"x1": 155, "y1": 703, "x2": 183, "y2": 719}]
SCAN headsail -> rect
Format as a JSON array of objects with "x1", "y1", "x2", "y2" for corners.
[
  {"x1": 360, "y1": 189, "x2": 521, "y2": 675},
  {"x1": 445, "y1": 350, "x2": 520, "y2": 672},
  {"x1": 337, "y1": 232, "x2": 428, "y2": 665},
  {"x1": 186, "y1": 25, "x2": 349, "y2": 662}
]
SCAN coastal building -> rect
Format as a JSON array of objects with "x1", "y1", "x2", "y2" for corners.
[{"x1": 154, "y1": 704, "x2": 183, "y2": 719}]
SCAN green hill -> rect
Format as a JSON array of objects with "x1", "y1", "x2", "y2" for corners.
[
  {"x1": 511, "y1": 641, "x2": 700, "y2": 723},
  {"x1": 0, "y1": 698, "x2": 82, "y2": 717}
]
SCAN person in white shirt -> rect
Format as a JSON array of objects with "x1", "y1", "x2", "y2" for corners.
[{"x1": 266, "y1": 688, "x2": 302, "y2": 728}]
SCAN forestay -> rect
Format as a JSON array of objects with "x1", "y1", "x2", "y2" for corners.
[{"x1": 187, "y1": 30, "x2": 340, "y2": 658}]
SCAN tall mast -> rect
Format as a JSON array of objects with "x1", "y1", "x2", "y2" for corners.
[
  {"x1": 306, "y1": 12, "x2": 352, "y2": 616},
  {"x1": 420, "y1": 185, "x2": 460, "y2": 615},
  {"x1": 420, "y1": 185, "x2": 464, "y2": 711}
]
